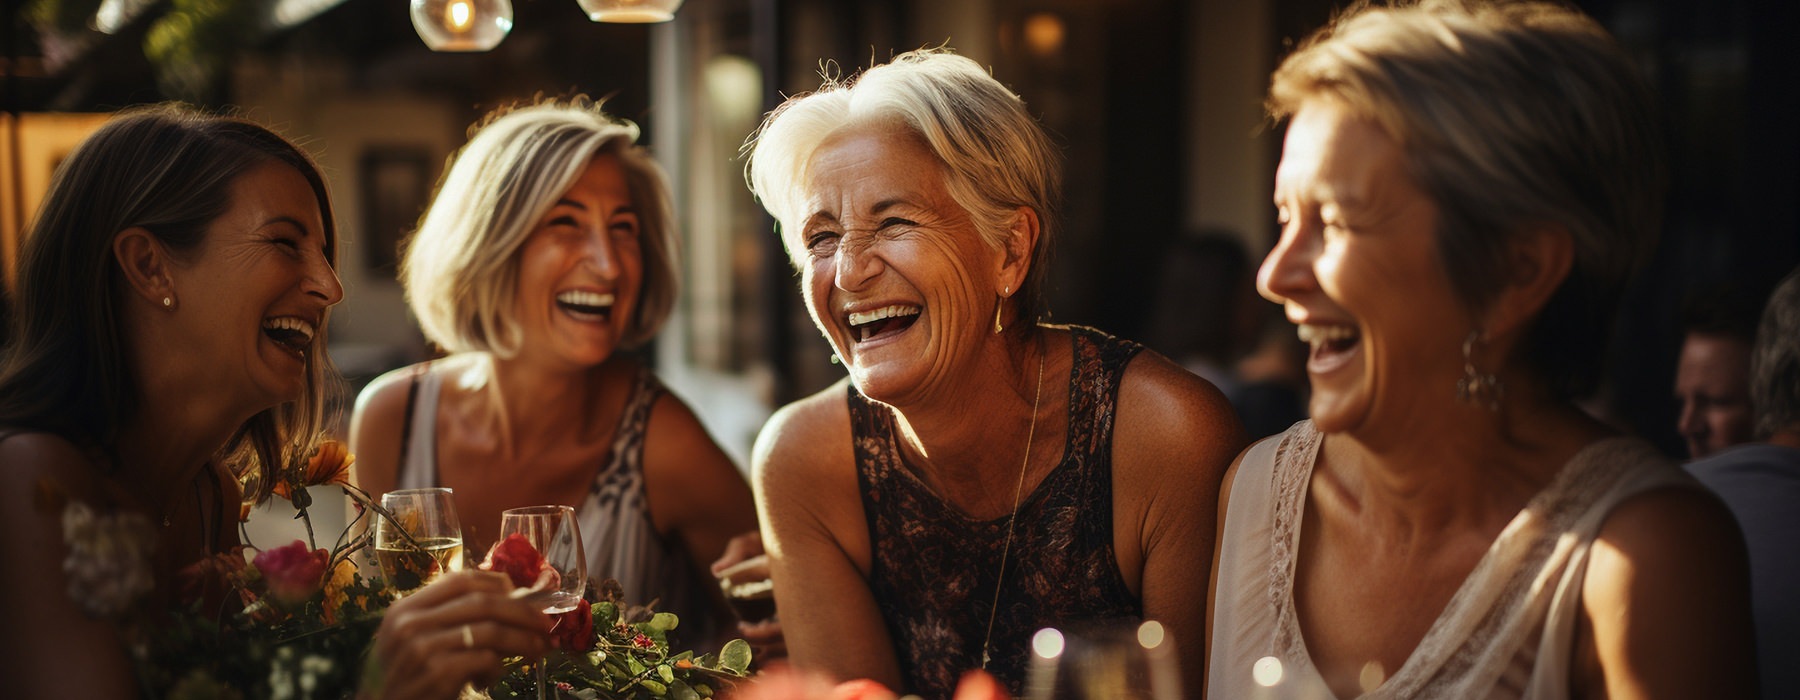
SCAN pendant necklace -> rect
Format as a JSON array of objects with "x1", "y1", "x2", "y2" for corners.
[{"x1": 980, "y1": 342, "x2": 1046, "y2": 670}]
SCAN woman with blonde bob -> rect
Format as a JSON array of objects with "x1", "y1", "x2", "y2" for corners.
[
  {"x1": 1207, "y1": 1, "x2": 1756, "y2": 697},
  {"x1": 352, "y1": 98, "x2": 757, "y2": 648},
  {"x1": 745, "y1": 49, "x2": 1244, "y2": 697}
]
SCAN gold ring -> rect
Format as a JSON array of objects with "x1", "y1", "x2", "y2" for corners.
[{"x1": 461, "y1": 624, "x2": 475, "y2": 650}]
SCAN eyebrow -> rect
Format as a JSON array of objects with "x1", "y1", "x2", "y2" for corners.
[
  {"x1": 551, "y1": 198, "x2": 637, "y2": 215},
  {"x1": 261, "y1": 215, "x2": 314, "y2": 236}
]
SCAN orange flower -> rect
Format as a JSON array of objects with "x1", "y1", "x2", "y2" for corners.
[
  {"x1": 321, "y1": 558, "x2": 358, "y2": 624},
  {"x1": 274, "y1": 440, "x2": 355, "y2": 499}
]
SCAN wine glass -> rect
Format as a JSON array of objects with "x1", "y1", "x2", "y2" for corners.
[
  {"x1": 1024, "y1": 620, "x2": 1181, "y2": 700},
  {"x1": 373, "y1": 487, "x2": 464, "y2": 596},
  {"x1": 715, "y1": 553, "x2": 777, "y2": 624},
  {"x1": 497, "y1": 505, "x2": 586, "y2": 700}
]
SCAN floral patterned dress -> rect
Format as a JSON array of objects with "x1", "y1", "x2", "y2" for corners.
[{"x1": 850, "y1": 325, "x2": 1143, "y2": 699}]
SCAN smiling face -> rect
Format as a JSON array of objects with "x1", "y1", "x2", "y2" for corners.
[
  {"x1": 510, "y1": 154, "x2": 643, "y2": 371},
  {"x1": 795, "y1": 125, "x2": 1004, "y2": 405},
  {"x1": 1260, "y1": 100, "x2": 1472, "y2": 437},
  {"x1": 170, "y1": 161, "x2": 342, "y2": 413}
]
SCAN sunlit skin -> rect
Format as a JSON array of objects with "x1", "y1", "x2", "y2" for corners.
[
  {"x1": 1674, "y1": 332, "x2": 1754, "y2": 459},
  {"x1": 795, "y1": 124, "x2": 1010, "y2": 410},
  {"x1": 1260, "y1": 100, "x2": 1472, "y2": 448},
  {"x1": 509, "y1": 154, "x2": 643, "y2": 375}
]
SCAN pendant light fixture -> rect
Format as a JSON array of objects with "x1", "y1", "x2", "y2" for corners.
[
  {"x1": 572, "y1": 0, "x2": 683, "y2": 23},
  {"x1": 410, "y1": 0, "x2": 514, "y2": 51}
]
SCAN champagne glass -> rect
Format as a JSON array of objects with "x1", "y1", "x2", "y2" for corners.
[
  {"x1": 373, "y1": 487, "x2": 464, "y2": 595},
  {"x1": 1025, "y1": 620, "x2": 1181, "y2": 700},
  {"x1": 497, "y1": 505, "x2": 586, "y2": 700}
]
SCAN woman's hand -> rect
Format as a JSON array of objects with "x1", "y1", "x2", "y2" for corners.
[
  {"x1": 360, "y1": 570, "x2": 551, "y2": 700},
  {"x1": 712, "y1": 530, "x2": 788, "y2": 665}
]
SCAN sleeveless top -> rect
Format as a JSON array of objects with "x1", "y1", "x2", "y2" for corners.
[
  {"x1": 1208, "y1": 420, "x2": 1700, "y2": 699},
  {"x1": 396, "y1": 363, "x2": 718, "y2": 646},
  {"x1": 852, "y1": 325, "x2": 1144, "y2": 699}
]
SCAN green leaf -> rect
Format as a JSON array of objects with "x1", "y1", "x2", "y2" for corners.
[
  {"x1": 648, "y1": 612, "x2": 679, "y2": 631},
  {"x1": 669, "y1": 680, "x2": 701, "y2": 700},
  {"x1": 657, "y1": 663, "x2": 675, "y2": 684},
  {"x1": 639, "y1": 679, "x2": 668, "y2": 696},
  {"x1": 717, "y1": 639, "x2": 752, "y2": 675}
]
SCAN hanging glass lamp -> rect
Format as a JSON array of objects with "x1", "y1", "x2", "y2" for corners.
[
  {"x1": 573, "y1": 0, "x2": 683, "y2": 23},
  {"x1": 410, "y1": 0, "x2": 514, "y2": 51}
]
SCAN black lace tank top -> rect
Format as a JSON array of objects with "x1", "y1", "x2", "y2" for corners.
[{"x1": 850, "y1": 325, "x2": 1144, "y2": 699}]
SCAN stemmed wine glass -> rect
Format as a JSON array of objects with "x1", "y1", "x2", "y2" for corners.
[
  {"x1": 373, "y1": 487, "x2": 464, "y2": 596},
  {"x1": 497, "y1": 505, "x2": 586, "y2": 700},
  {"x1": 1024, "y1": 620, "x2": 1182, "y2": 700}
]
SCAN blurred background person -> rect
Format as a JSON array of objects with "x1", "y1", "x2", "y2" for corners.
[
  {"x1": 1673, "y1": 282, "x2": 1766, "y2": 459},
  {"x1": 744, "y1": 49, "x2": 1244, "y2": 698},
  {"x1": 1228, "y1": 304, "x2": 1310, "y2": 441},
  {"x1": 1208, "y1": 2, "x2": 1755, "y2": 697},
  {"x1": 1686, "y1": 264, "x2": 1800, "y2": 698},
  {"x1": 0, "y1": 105, "x2": 550, "y2": 699},
  {"x1": 1144, "y1": 229, "x2": 1261, "y2": 398},
  {"x1": 350, "y1": 98, "x2": 758, "y2": 650}
]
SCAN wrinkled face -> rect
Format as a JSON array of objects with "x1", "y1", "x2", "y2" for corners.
[
  {"x1": 1675, "y1": 332, "x2": 1754, "y2": 459},
  {"x1": 1260, "y1": 100, "x2": 1470, "y2": 437},
  {"x1": 794, "y1": 126, "x2": 1002, "y2": 406},
  {"x1": 170, "y1": 161, "x2": 342, "y2": 412},
  {"x1": 512, "y1": 154, "x2": 643, "y2": 370}
]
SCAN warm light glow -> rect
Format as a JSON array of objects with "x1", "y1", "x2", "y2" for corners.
[
  {"x1": 575, "y1": 0, "x2": 683, "y2": 23},
  {"x1": 1023, "y1": 12, "x2": 1066, "y2": 57},
  {"x1": 1136, "y1": 620, "x2": 1166, "y2": 650},
  {"x1": 1253, "y1": 656, "x2": 1284, "y2": 687},
  {"x1": 1032, "y1": 628, "x2": 1065, "y2": 659},
  {"x1": 1359, "y1": 661, "x2": 1386, "y2": 693},
  {"x1": 446, "y1": 0, "x2": 473, "y2": 31}
]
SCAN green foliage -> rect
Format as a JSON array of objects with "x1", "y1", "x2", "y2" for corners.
[{"x1": 487, "y1": 595, "x2": 751, "y2": 700}]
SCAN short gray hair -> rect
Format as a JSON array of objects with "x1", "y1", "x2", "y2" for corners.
[
  {"x1": 403, "y1": 98, "x2": 678, "y2": 356},
  {"x1": 744, "y1": 48, "x2": 1061, "y2": 327},
  {"x1": 1268, "y1": 0, "x2": 1663, "y2": 399},
  {"x1": 1753, "y1": 267, "x2": 1800, "y2": 437}
]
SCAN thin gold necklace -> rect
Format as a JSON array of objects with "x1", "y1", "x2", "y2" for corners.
[{"x1": 980, "y1": 342, "x2": 1046, "y2": 670}]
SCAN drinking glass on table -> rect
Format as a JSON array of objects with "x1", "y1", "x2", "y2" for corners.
[
  {"x1": 373, "y1": 487, "x2": 464, "y2": 595},
  {"x1": 1025, "y1": 620, "x2": 1181, "y2": 700},
  {"x1": 716, "y1": 553, "x2": 777, "y2": 624},
  {"x1": 497, "y1": 505, "x2": 586, "y2": 700}
]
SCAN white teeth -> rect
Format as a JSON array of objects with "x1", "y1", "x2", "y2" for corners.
[
  {"x1": 556, "y1": 290, "x2": 615, "y2": 308},
  {"x1": 847, "y1": 304, "x2": 921, "y2": 327},
  {"x1": 1296, "y1": 323, "x2": 1356, "y2": 345},
  {"x1": 262, "y1": 317, "x2": 315, "y2": 342}
]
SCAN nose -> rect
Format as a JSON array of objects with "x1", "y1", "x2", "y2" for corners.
[
  {"x1": 833, "y1": 232, "x2": 882, "y2": 291},
  {"x1": 306, "y1": 252, "x2": 345, "y2": 307},
  {"x1": 1258, "y1": 219, "x2": 1319, "y2": 305},
  {"x1": 1676, "y1": 398, "x2": 1704, "y2": 440},
  {"x1": 583, "y1": 227, "x2": 622, "y2": 281}
]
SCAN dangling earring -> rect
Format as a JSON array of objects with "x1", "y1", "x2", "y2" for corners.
[
  {"x1": 1456, "y1": 330, "x2": 1503, "y2": 411},
  {"x1": 994, "y1": 287, "x2": 1008, "y2": 335}
]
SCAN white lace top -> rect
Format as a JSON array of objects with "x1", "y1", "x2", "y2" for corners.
[{"x1": 1207, "y1": 420, "x2": 1696, "y2": 699}]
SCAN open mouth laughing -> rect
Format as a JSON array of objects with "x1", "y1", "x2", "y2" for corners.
[
  {"x1": 262, "y1": 316, "x2": 316, "y2": 356},
  {"x1": 1297, "y1": 322, "x2": 1359, "y2": 370},
  {"x1": 846, "y1": 304, "x2": 921, "y2": 343},
  {"x1": 556, "y1": 289, "x2": 616, "y2": 322}
]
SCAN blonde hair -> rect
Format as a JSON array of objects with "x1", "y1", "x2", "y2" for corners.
[
  {"x1": 744, "y1": 48, "x2": 1061, "y2": 327},
  {"x1": 1269, "y1": 0, "x2": 1664, "y2": 399},
  {"x1": 403, "y1": 98, "x2": 679, "y2": 356}
]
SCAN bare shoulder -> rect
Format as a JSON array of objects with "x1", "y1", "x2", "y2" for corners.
[
  {"x1": 349, "y1": 361, "x2": 432, "y2": 495},
  {"x1": 1578, "y1": 482, "x2": 1755, "y2": 697},
  {"x1": 1113, "y1": 347, "x2": 1248, "y2": 479},
  {"x1": 751, "y1": 378, "x2": 854, "y2": 494},
  {"x1": 0, "y1": 432, "x2": 101, "y2": 502}
]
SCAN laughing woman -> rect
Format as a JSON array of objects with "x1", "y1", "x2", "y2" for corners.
[
  {"x1": 1207, "y1": 2, "x2": 1756, "y2": 697},
  {"x1": 743, "y1": 50, "x2": 1245, "y2": 698},
  {"x1": 351, "y1": 99, "x2": 757, "y2": 648}
]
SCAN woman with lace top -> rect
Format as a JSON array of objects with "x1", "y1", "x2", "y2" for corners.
[
  {"x1": 1206, "y1": 2, "x2": 1756, "y2": 697},
  {"x1": 743, "y1": 49, "x2": 1245, "y2": 698},
  {"x1": 0, "y1": 106, "x2": 552, "y2": 699},
  {"x1": 350, "y1": 99, "x2": 758, "y2": 650}
]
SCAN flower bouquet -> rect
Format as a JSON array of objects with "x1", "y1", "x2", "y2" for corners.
[{"x1": 478, "y1": 534, "x2": 754, "y2": 700}]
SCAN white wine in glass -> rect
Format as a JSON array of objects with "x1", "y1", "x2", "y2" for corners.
[
  {"x1": 496, "y1": 505, "x2": 586, "y2": 700},
  {"x1": 374, "y1": 487, "x2": 464, "y2": 595}
]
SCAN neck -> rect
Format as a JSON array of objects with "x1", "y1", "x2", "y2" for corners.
[
  {"x1": 479, "y1": 353, "x2": 624, "y2": 458},
  {"x1": 112, "y1": 393, "x2": 235, "y2": 520},
  {"x1": 890, "y1": 329, "x2": 1054, "y2": 511}
]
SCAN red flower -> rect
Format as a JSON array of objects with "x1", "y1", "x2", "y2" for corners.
[
  {"x1": 630, "y1": 632, "x2": 655, "y2": 650},
  {"x1": 253, "y1": 540, "x2": 329, "y2": 606},
  {"x1": 549, "y1": 599, "x2": 593, "y2": 651},
  {"x1": 480, "y1": 533, "x2": 557, "y2": 590},
  {"x1": 831, "y1": 679, "x2": 900, "y2": 700}
]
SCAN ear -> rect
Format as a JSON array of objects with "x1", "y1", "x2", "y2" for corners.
[
  {"x1": 995, "y1": 206, "x2": 1041, "y2": 296},
  {"x1": 113, "y1": 227, "x2": 177, "y2": 307},
  {"x1": 1481, "y1": 224, "x2": 1574, "y2": 339}
]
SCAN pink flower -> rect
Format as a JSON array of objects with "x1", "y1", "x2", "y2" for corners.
[
  {"x1": 253, "y1": 540, "x2": 329, "y2": 606},
  {"x1": 480, "y1": 533, "x2": 554, "y2": 590}
]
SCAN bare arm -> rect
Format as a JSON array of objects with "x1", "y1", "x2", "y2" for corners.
[
  {"x1": 347, "y1": 365, "x2": 419, "y2": 541},
  {"x1": 641, "y1": 388, "x2": 759, "y2": 615},
  {"x1": 1576, "y1": 486, "x2": 1756, "y2": 698},
  {"x1": 1112, "y1": 351, "x2": 1247, "y2": 699},
  {"x1": 0, "y1": 434, "x2": 138, "y2": 696},
  {"x1": 754, "y1": 382, "x2": 902, "y2": 687}
]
